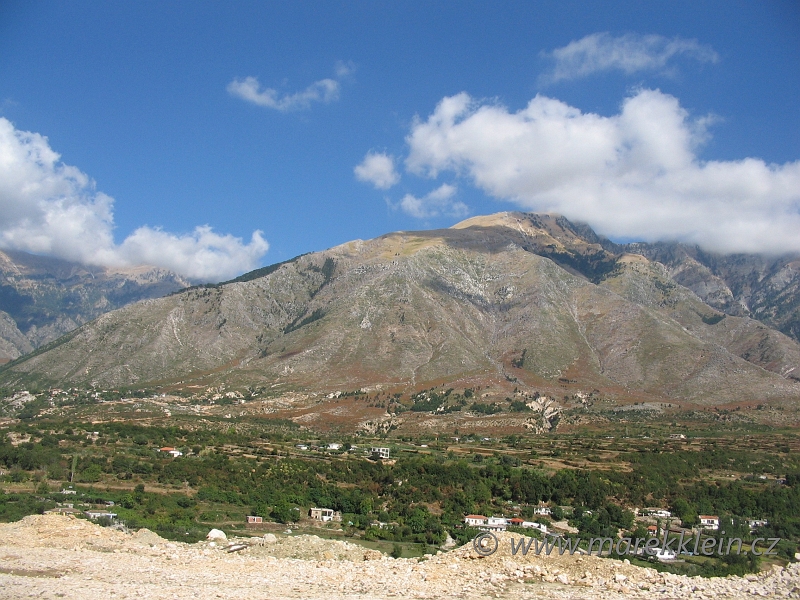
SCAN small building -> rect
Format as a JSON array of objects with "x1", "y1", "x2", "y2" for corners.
[
  {"x1": 159, "y1": 447, "x2": 183, "y2": 457},
  {"x1": 651, "y1": 509, "x2": 672, "y2": 518},
  {"x1": 485, "y1": 517, "x2": 508, "y2": 532},
  {"x1": 327, "y1": 443, "x2": 342, "y2": 451},
  {"x1": 464, "y1": 514, "x2": 488, "y2": 527},
  {"x1": 669, "y1": 434, "x2": 686, "y2": 440},
  {"x1": 699, "y1": 515, "x2": 720, "y2": 530},
  {"x1": 61, "y1": 488, "x2": 77, "y2": 495},
  {"x1": 533, "y1": 506, "x2": 551, "y2": 516},
  {"x1": 45, "y1": 507, "x2": 82, "y2": 516},
  {"x1": 508, "y1": 517, "x2": 524, "y2": 527},
  {"x1": 371, "y1": 447, "x2": 390, "y2": 459},
  {"x1": 246, "y1": 515, "x2": 263, "y2": 524},
  {"x1": 645, "y1": 547, "x2": 677, "y2": 561},
  {"x1": 748, "y1": 519, "x2": 768, "y2": 530},
  {"x1": 309, "y1": 507, "x2": 342, "y2": 522},
  {"x1": 85, "y1": 510, "x2": 117, "y2": 520},
  {"x1": 521, "y1": 521, "x2": 547, "y2": 533},
  {"x1": 647, "y1": 525, "x2": 659, "y2": 537}
]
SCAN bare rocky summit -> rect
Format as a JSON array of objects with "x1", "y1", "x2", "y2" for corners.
[{"x1": 1, "y1": 514, "x2": 798, "y2": 599}]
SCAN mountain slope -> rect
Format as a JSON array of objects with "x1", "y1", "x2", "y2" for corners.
[
  {"x1": 0, "y1": 250, "x2": 190, "y2": 361},
  {"x1": 622, "y1": 243, "x2": 800, "y2": 346},
  {"x1": 1, "y1": 212, "x2": 798, "y2": 408}
]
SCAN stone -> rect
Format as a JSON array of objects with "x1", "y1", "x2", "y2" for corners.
[{"x1": 206, "y1": 529, "x2": 227, "y2": 541}]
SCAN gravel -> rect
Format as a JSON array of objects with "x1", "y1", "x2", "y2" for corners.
[{"x1": 1, "y1": 515, "x2": 798, "y2": 599}]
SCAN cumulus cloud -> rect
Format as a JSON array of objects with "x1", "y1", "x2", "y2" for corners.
[
  {"x1": 397, "y1": 184, "x2": 468, "y2": 220},
  {"x1": 354, "y1": 152, "x2": 400, "y2": 189},
  {"x1": 228, "y1": 62, "x2": 355, "y2": 111},
  {"x1": 118, "y1": 226, "x2": 268, "y2": 282},
  {"x1": 404, "y1": 91, "x2": 800, "y2": 254},
  {"x1": 541, "y1": 32, "x2": 719, "y2": 83},
  {"x1": 0, "y1": 117, "x2": 268, "y2": 282}
]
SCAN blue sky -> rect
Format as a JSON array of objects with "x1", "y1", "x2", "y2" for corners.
[{"x1": 1, "y1": 1, "x2": 798, "y2": 281}]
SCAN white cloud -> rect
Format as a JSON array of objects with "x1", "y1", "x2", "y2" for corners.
[
  {"x1": 354, "y1": 152, "x2": 400, "y2": 189},
  {"x1": 542, "y1": 32, "x2": 719, "y2": 83},
  {"x1": 334, "y1": 60, "x2": 356, "y2": 78},
  {"x1": 0, "y1": 117, "x2": 269, "y2": 282},
  {"x1": 228, "y1": 61, "x2": 357, "y2": 111},
  {"x1": 227, "y1": 76, "x2": 339, "y2": 111},
  {"x1": 404, "y1": 90, "x2": 800, "y2": 254},
  {"x1": 397, "y1": 184, "x2": 468, "y2": 220},
  {"x1": 119, "y1": 226, "x2": 268, "y2": 282}
]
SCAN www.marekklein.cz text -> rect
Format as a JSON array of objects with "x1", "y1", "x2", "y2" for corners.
[{"x1": 473, "y1": 532, "x2": 780, "y2": 557}]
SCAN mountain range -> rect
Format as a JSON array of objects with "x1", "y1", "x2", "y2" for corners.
[
  {"x1": 0, "y1": 250, "x2": 189, "y2": 362},
  {"x1": 1, "y1": 212, "x2": 798, "y2": 415}
]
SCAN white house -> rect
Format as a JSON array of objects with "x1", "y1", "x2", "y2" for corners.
[
  {"x1": 521, "y1": 521, "x2": 547, "y2": 533},
  {"x1": 486, "y1": 517, "x2": 508, "y2": 531},
  {"x1": 464, "y1": 514, "x2": 488, "y2": 527},
  {"x1": 327, "y1": 443, "x2": 342, "y2": 450},
  {"x1": 85, "y1": 510, "x2": 117, "y2": 520},
  {"x1": 371, "y1": 447, "x2": 390, "y2": 459},
  {"x1": 309, "y1": 507, "x2": 342, "y2": 522},
  {"x1": 700, "y1": 515, "x2": 720, "y2": 530},
  {"x1": 645, "y1": 547, "x2": 677, "y2": 561},
  {"x1": 652, "y1": 510, "x2": 672, "y2": 518},
  {"x1": 464, "y1": 515, "x2": 507, "y2": 531},
  {"x1": 533, "y1": 506, "x2": 551, "y2": 516}
]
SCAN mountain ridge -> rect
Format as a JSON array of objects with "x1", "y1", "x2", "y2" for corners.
[{"x1": 1, "y1": 212, "x2": 798, "y2": 416}]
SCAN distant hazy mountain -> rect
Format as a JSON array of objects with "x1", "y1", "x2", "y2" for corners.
[
  {"x1": 1, "y1": 213, "x2": 798, "y2": 408},
  {"x1": 0, "y1": 249, "x2": 190, "y2": 362},
  {"x1": 621, "y1": 242, "x2": 800, "y2": 346}
]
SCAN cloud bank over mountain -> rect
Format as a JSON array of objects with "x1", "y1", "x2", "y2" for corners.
[
  {"x1": 404, "y1": 89, "x2": 800, "y2": 254},
  {"x1": 0, "y1": 118, "x2": 268, "y2": 282}
]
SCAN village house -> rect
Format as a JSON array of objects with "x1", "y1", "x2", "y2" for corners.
[
  {"x1": 464, "y1": 514, "x2": 487, "y2": 527},
  {"x1": 748, "y1": 519, "x2": 768, "y2": 530},
  {"x1": 521, "y1": 521, "x2": 547, "y2": 533},
  {"x1": 159, "y1": 447, "x2": 183, "y2": 457},
  {"x1": 246, "y1": 515, "x2": 263, "y2": 524},
  {"x1": 45, "y1": 506, "x2": 82, "y2": 516},
  {"x1": 370, "y1": 447, "x2": 390, "y2": 459},
  {"x1": 533, "y1": 506, "x2": 551, "y2": 516},
  {"x1": 700, "y1": 515, "x2": 720, "y2": 530},
  {"x1": 485, "y1": 517, "x2": 508, "y2": 531},
  {"x1": 463, "y1": 515, "x2": 509, "y2": 531},
  {"x1": 647, "y1": 525, "x2": 659, "y2": 537},
  {"x1": 309, "y1": 507, "x2": 342, "y2": 522},
  {"x1": 85, "y1": 510, "x2": 117, "y2": 520}
]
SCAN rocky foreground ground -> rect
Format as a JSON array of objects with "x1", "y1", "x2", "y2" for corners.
[{"x1": 0, "y1": 515, "x2": 798, "y2": 599}]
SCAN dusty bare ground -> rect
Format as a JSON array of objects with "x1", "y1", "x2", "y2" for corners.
[{"x1": 1, "y1": 515, "x2": 798, "y2": 599}]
